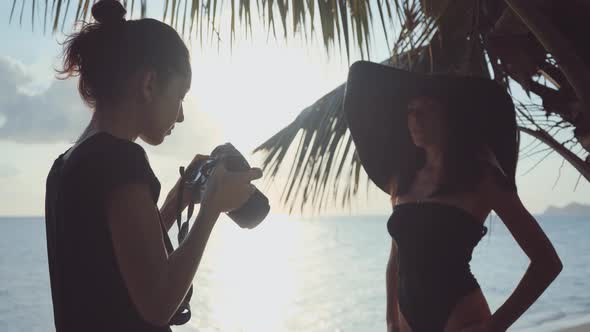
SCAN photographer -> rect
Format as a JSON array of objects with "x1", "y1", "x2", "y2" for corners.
[{"x1": 44, "y1": 1, "x2": 262, "y2": 331}]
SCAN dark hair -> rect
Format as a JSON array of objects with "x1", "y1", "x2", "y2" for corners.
[
  {"x1": 392, "y1": 85, "x2": 519, "y2": 198},
  {"x1": 58, "y1": 0, "x2": 191, "y2": 107}
]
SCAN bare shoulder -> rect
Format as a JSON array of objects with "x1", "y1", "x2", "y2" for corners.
[{"x1": 479, "y1": 166, "x2": 525, "y2": 224}]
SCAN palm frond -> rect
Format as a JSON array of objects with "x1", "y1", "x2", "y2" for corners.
[
  {"x1": 254, "y1": 0, "x2": 590, "y2": 212},
  {"x1": 9, "y1": 0, "x2": 590, "y2": 212},
  {"x1": 253, "y1": 57, "x2": 400, "y2": 213},
  {"x1": 8, "y1": 0, "x2": 410, "y2": 59},
  {"x1": 253, "y1": 82, "x2": 362, "y2": 213}
]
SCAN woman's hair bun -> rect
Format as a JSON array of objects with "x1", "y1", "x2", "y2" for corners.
[{"x1": 92, "y1": 0, "x2": 127, "y2": 24}]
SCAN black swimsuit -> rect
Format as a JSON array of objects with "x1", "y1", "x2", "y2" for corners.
[{"x1": 387, "y1": 201, "x2": 488, "y2": 332}]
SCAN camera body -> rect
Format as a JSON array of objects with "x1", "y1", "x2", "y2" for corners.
[{"x1": 184, "y1": 143, "x2": 270, "y2": 229}]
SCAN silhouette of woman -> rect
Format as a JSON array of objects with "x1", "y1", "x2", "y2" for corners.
[
  {"x1": 344, "y1": 61, "x2": 562, "y2": 332},
  {"x1": 44, "y1": 1, "x2": 261, "y2": 331}
]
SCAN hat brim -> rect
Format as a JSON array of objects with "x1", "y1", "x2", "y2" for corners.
[{"x1": 343, "y1": 61, "x2": 514, "y2": 194}]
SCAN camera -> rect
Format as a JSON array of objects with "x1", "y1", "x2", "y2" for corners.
[{"x1": 184, "y1": 143, "x2": 270, "y2": 229}]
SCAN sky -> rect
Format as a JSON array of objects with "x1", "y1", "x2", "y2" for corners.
[{"x1": 0, "y1": 1, "x2": 589, "y2": 217}]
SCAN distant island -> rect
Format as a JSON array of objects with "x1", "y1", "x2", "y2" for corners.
[{"x1": 542, "y1": 203, "x2": 590, "y2": 217}]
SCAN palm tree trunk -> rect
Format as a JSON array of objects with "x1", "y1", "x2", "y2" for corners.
[
  {"x1": 505, "y1": 0, "x2": 590, "y2": 116},
  {"x1": 519, "y1": 126, "x2": 590, "y2": 182}
]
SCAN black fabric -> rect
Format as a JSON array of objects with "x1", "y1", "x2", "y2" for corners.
[
  {"x1": 343, "y1": 60, "x2": 518, "y2": 194},
  {"x1": 45, "y1": 132, "x2": 173, "y2": 332},
  {"x1": 387, "y1": 202, "x2": 488, "y2": 332}
]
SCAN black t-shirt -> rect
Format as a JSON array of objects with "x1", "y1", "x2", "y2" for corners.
[{"x1": 45, "y1": 132, "x2": 173, "y2": 332}]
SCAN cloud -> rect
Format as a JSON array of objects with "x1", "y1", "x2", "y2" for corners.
[
  {"x1": 0, "y1": 56, "x2": 220, "y2": 158},
  {"x1": 0, "y1": 56, "x2": 90, "y2": 143}
]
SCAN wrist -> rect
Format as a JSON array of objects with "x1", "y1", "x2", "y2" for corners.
[
  {"x1": 200, "y1": 192, "x2": 222, "y2": 215},
  {"x1": 159, "y1": 200, "x2": 177, "y2": 224},
  {"x1": 487, "y1": 317, "x2": 505, "y2": 332},
  {"x1": 198, "y1": 202, "x2": 221, "y2": 224},
  {"x1": 163, "y1": 183, "x2": 180, "y2": 206},
  {"x1": 165, "y1": 180, "x2": 193, "y2": 210}
]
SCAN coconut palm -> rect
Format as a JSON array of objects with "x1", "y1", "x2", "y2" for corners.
[{"x1": 10, "y1": 0, "x2": 590, "y2": 212}]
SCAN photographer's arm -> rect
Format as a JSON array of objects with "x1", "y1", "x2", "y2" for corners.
[
  {"x1": 107, "y1": 164, "x2": 262, "y2": 327},
  {"x1": 160, "y1": 187, "x2": 184, "y2": 232},
  {"x1": 108, "y1": 184, "x2": 220, "y2": 327},
  {"x1": 478, "y1": 171, "x2": 562, "y2": 331},
  {"x1": 160, "y1": 154, "x2": 210, "y2": 232}
]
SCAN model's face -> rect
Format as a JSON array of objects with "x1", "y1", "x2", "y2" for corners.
[
  {"x1": 139, "y1": 70, "x2": 191, "y2": 145},
  {"x1": 407, "y1": 96, "x2": 447, "y2": 149}
]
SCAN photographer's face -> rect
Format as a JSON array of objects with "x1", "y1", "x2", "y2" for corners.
[{"x1": 139, "y1": 70, "x2": 191, "y2": 145}]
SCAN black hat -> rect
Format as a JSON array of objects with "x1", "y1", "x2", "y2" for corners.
[{"x1": 343, "y1": 61, "x2": 516, "y2": 193}]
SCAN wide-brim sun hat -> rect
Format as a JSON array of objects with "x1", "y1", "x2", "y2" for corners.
[{"x1": 343, "y1": 61, "x2": 516, "y2": 193}]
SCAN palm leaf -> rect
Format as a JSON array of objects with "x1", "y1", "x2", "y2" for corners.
[
  {"x1": 8, "y1": 0, "x2": 400, "y2": 60},
  {"x1": 9, "y1": 0, "x2": 18, "y2": 23},
  {"x1": 8, "y1": 0, "x2": 590, "y2": 212},
  {"x1": 253, "y1": 57, "x2": 401, "y2": 213},
  {"x1": 254, "y1": 1, "x2": 590, "y2": 212}
]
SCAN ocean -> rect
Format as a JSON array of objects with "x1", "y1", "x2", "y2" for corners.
[{"x1": 1, "y1": 214, "x2": 589, "y2": 332}]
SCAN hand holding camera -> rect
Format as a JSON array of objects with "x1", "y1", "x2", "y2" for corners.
[
  {"x1": 182, "y1": 143, "x2": 271, "y2": 229},
  {"x1": 166, "y1": 154, "x2": 209, "y2": 210},
  {"x1": 166, "y1": 144, "x2": 268, "y2": 326},
  {"x1": 200, "y1": 161, "x2": 262, "y2": 214}
]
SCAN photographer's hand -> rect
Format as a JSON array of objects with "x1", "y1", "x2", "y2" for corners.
[
  {"x1": 200, "y1": 162, "x2": 263, "y2": 214},
  {"x1": 160, "y1": 154, "x2": 210, "y2": 231}
]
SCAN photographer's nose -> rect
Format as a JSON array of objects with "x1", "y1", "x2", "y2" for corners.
[{"x1": 177, "y1": 105, "x2": 185, "y2": 123}]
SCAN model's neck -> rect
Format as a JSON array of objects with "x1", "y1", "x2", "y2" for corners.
[{"x1": 423, "y1": 147, "x2": 444, "y2": 171}]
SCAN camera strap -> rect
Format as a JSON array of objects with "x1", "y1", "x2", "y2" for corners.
[
  {"x1": 167, "y1": 166, "x2": 195, "y2": 326},
  {"x1": 176, "y1": 166, "x2": 189, "y2": 243}
]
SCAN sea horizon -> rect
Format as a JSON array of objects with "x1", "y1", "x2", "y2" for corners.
[{"x1": 2, "y1": 214, "x2": 590, "y2": 331}]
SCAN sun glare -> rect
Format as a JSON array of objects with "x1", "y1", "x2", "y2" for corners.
[
  {"x1": 191, "y1": 214, "x2": 309, "y2": 331},
  {"x1": 186, "y1": 36, "x2": 350, "y2": 154}
]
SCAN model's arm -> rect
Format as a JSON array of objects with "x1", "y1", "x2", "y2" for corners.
[{"x1": 482, "y1": 173, "x2": 562, "y2": 331}]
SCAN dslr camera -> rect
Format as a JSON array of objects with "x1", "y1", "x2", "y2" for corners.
[{"x1": 184, "y1": 143, "x2": 270, "y2": 229}]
